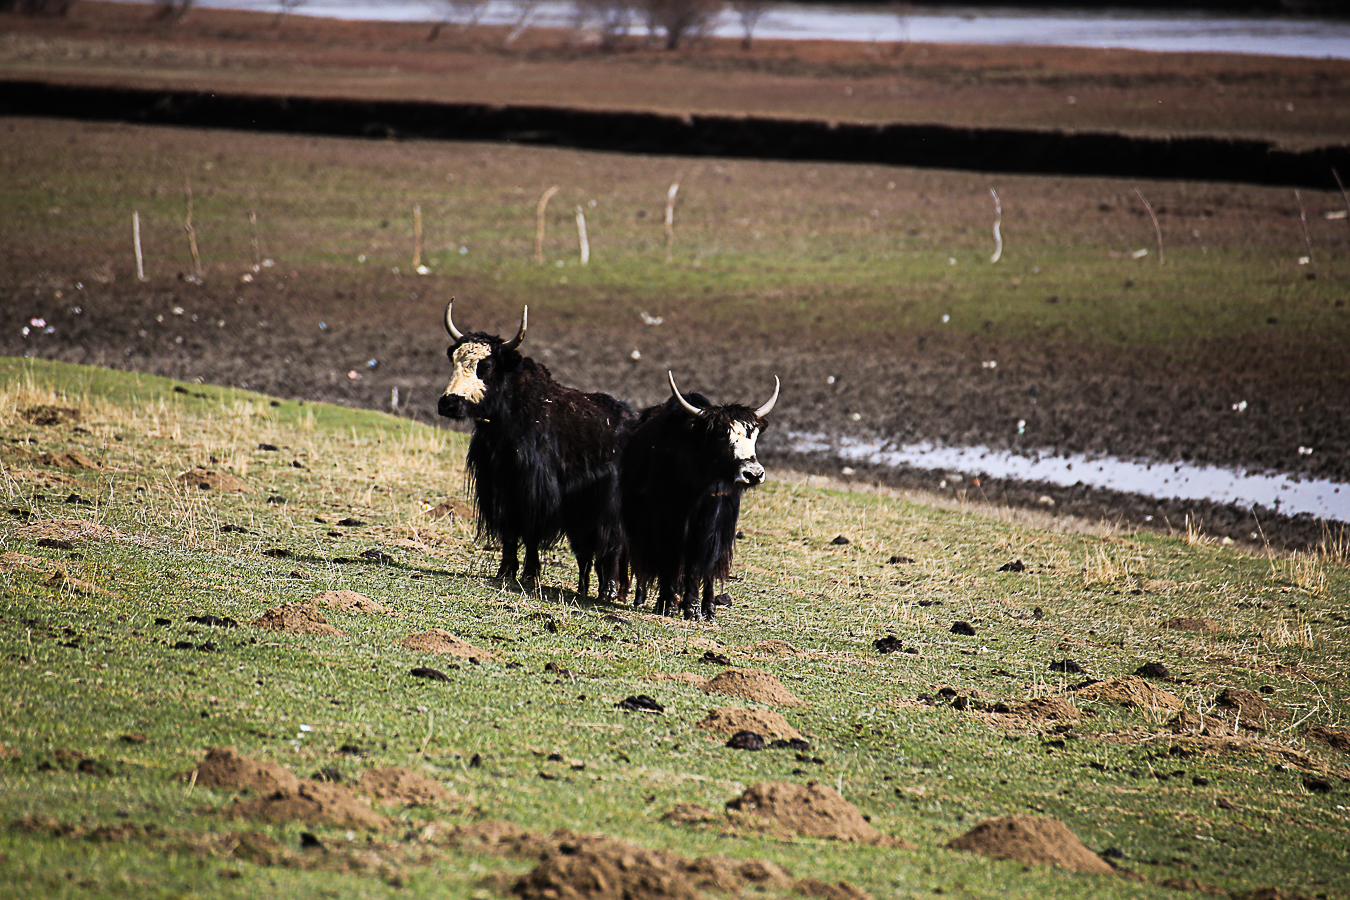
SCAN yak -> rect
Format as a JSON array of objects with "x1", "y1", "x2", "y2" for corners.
[
  {"x1": 436, "y1": 299, "x2": 633, "y2": 598},
  {"x1": 620, "y1": 371, "x2": 779, "y2": 621}
]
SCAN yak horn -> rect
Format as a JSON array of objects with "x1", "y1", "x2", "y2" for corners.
[
  {"x1": 503, "y1": 305, "x2": 528, "y2": 351},
  {"x1": 755, "y1": 376, "x2": 781, "y2": 418},
  {"x1": 668, "y1": 371, "x2": 706, "y2": 418},
  {"x1": 444, "y1": 298, "x2": 463, "y2": 341}
]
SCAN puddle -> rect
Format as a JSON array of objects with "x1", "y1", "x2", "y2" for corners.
[{"x1": 785, "y1": 432, "x2": 1349, "y2": 523}]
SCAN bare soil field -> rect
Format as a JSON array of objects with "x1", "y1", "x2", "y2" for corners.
[{"x1": 3, "y1": 2, "x2": 1350, "y2": 549}]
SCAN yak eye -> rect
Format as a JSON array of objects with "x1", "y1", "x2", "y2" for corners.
[{"x1": 476, "y1": 358, "x2": 492, "y2": 378}]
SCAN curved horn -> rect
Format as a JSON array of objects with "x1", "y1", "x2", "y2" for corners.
[
  {"x1": 755, "y1": 376, "x2": 781, "y2": 418},
  {"x1": 444, "y1": 298, "x2": 464, "y2": 341},
  {"x1": 502, "y1": 305, "x2": 528, "y2": 351},
  {"x1": 668, "y1": 371, "x2": 706, "y2": 418}
]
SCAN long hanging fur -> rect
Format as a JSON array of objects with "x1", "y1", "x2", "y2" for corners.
[
  {"x1": 440, "y1": 330, "x2": 633, "y2": 598},
  {"x1": 620, "y1": 392, "x2": 767, "y2": 621}
]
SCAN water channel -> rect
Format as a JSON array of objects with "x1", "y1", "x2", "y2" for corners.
[{"x1": 161, "y1": 0, "x2": 1350, "y2": 60}]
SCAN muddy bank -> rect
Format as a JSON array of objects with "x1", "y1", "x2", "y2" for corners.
[{"x1": 3, "y1": 79, "x2": 1348, "y2": 189}]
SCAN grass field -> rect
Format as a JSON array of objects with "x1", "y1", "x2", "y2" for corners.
[{"x1": 1, "y1": 357, "x2": 1348, "y2": 900}]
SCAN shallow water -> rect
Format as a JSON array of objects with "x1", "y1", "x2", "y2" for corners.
[
  {"x1": 158, "y1": 0, "x2": 1350, "y2": 60},
  {"x1": 785, "y1": 431, "x2": 1350, "y2": 523}
]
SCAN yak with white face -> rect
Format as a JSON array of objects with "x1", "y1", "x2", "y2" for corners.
[
  {"x1": 437, "y1": 300, "x2": 633, "y2": 598},
  {"x1": 620, "y1": 372, "x2": 779, "y2": 621}
]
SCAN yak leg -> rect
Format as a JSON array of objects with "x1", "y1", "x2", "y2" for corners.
[
  {"x1": 699, "y1": 577, "x2": 717, "y2": 623},
  {"x1": 678, "y1": 574, "x2": 699, "y2": 620},
  {"x1": 575, "y1": 554, "x2": 593, "y2": 599},
  {"x1": 655, "y1": 580, "x2": 679, "y2": 617},
  {"x1": 495, "y1": 537, "x2": 519, "y2": 581},
  {"x1": 521, "y1": 542, "x2": 542, "y2": 590}
]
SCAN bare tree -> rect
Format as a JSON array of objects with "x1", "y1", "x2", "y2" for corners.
[
  {"x1": 428, "y1": 0, "x2": 488, "y2": 41},
  {"x1": 573, "y1": 0, "x2": 634, "y2": 51},
  {"x1": 641, "y1": 0, "x2": 722, "y2": 50},
  {"x1": 151, "y1": 0, "x2": 193, "y2": 24},
  {"x1": 730, "y1": 0, "x2": 771, "y2": 50},
  {"x1": 504, "y1": 0, "x2": 545, "y2": 45},
  {"x1": 273, "y1": 0, "x2": 307, "y2": 29}
]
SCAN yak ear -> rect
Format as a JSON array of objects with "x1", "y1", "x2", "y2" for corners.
[
  {"x1": 444, "y1": 297, "x2": 464, "y2": 341},
  {"x1": 502, "y1": 306, "x2": 528, "y2": 351},
  {"x1": 668, "y1": 371, "x2": 707, "y2": 418},
  {"x1": 755, "y1": 376, "x2": 780, "y2": 418}
]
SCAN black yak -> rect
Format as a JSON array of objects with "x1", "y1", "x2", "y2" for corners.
[
  {"x1": 621, "y1": 371, "x2": 779, "y2": 621},
  {"x1": 436, "y1": 300, "x2": 633, "y2": 598}
]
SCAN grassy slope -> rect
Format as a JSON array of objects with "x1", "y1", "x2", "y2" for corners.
[{"x1": 1, "y1": 358, "x2": 1347, "y2": 899}]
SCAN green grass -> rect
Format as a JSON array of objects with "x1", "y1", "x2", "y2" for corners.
[{"x1": 1, "y1": 357, "x2": 1348, "y2": 900}]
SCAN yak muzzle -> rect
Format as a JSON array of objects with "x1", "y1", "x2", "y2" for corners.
[
  {"x1": 438, "y1": 394, "x2": 472, "y2": 420},
  {"x1": 737, "y1": 461, "x2": 765, "y2": 486}
]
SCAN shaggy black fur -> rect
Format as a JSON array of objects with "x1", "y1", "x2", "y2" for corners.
[
  {"x1": 438, "y1": 329, "x2": 633, "y2": 599},
  {"x1": 620, "y1": 390, "x2": 769, "y2": 621}
]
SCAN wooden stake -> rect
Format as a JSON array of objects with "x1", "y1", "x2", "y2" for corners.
[
  {"x1": 1334, "y1": 168, "x2": 1350, "y2": 232},
  {"x1": 535, "y1": 185, "x2": 559, "y2": 264},
  {"x1": 183, "y1": 174, "x2": 202, "y2": 281},
  {"x1": 248, "y1": 210, "x2": 261, "y2": 272},
  {"x1": 1134, "y1": 187, "x2": 1162, "y2": 264},
  {"x1": 575, "y1": 206, "x2": 589, "y2": 266},
  {"x1": 988, "y1": 188, "x2": 1003, "y2": 264},
  {"x1": 664, "y1": 180, "x2": 680, "y2": 264},
  {"x1": 133, "y1": 210, "x2": 148, "y2": 282},
  {"x1": 1295, "y1": 189, "x2": 1314, "y2": 268},
  {"x1": 412, "y1": 203, "x2": 424, "y2": 270}
]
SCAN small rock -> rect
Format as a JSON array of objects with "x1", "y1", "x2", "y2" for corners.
[
  {"x1": 726, "y1": 731, "x2": 766, "y2": 751},
  {"x1": 951, "y1": 621, "x2": 976, "y2": 636},
  {"x1": 830, "y1": 535, "x2": 850, "y2": 545},
  {"x1": 1049, "y1": 659, "x2": 1083, "y2": 674},
  {"x1": 1135, "y1": 662, "x2": 1171, "y2": 679},
  {"x1": 617, "y1": 695, "x2": 663, "y2": 713},
  {"x1": 998, "y1": 559, "x2": 1026, "y2": 573},
  {"x1": 410, "y1": 666, "x2": 449, "y2": 682}
]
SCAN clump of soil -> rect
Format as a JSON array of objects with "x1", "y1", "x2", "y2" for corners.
[
  {"x1": 1074, "y1": 676, "x2": 1182, "y2": 711},
  {"x1": 313, "y1": 589, "x2": 391, "y2": 615},
  {"x1": 187, "y1": 747, "x2": 388, "y2": 832},
  {"x1": 400, "y1": 629, "x2": 492, "y2": 659},
  {"x1": 1159, "y1": 617, "x2": 1220, "y2": 634},
  {"x1": 795, "y1": 878, "x2": 875, "y2": 900},
  {"x1": 748, "y1": 640, "x2": 802, "y2": 656},
  {"x1": 17, "y1": 519, "x2": 114, "y2": 542},
  {"x1": 1304, "y1": 725, "x2": 1350, "y2": 753},
  {"x1": 1167, "y1": 710, "x2": 1233, "y2": 736},
  {"x1": 725, "y1": 782, "x2": 903, "y2": 847},
  {"x1": 190, "y1": 746, "x2": 302, "y2": 794},
  {"x1": 252, "y1": 602, "x2": 345, "y2": 636},
  {"x1": 998, "y1": 697, "x2": 1081, "y2": 722},
  {"x1": 176, "y1": 466, "x2": 253, "y2": 493},
  {"x1": 702, "y1": 669, "x2": 803, "y2": 707},
  {"x1": 1214, "y1": 687, "x2": 1289, "y2": 729},
  {"x1": 661, "y1": 803, "x2": 719, "y2": 826},
  {"x1": 512, "y1": 840, "x2": 702, "y2": 900},
  {"x1": 21, "y1": 405, "x2": 81, "y2": 426},
  {"x1": 33, "y1": 450, "x2": 102, "y2": 470},
  {"x1": 696, "y1": 707, "x2": 804, "y2": 741},
  {"x1": 946, "y1": 815, "x2": 1115, "y2": 874},
  {"x1": 357, "y1": 766, "x2": 458, "y2": 806}
]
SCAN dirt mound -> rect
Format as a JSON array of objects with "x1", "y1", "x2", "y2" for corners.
[
  {"x1": 188, "y1": 747, "x2": 388, "y2": 832},
  {"x1": 1167, "y1": 710, "x2": 1233, "y2": 736},
  {"x1": 313, "y1": 590, "x2": 391, "y2": 615},
  {"x1": 17, "y1": 519, "x2": 114, "y2": 542},
  {"x1": 1215, "y1": 688, "x2": 1289, "y2": 729},
  {"x1": 726, "y1": 782, "x2": 901, "y2": 846},
  {"x1": 252, "y1": 602, "x2": 345, "y2": 636},
  {"x1": 696, "y1": 707, "x2": 803, "y2": 741},
  {"x1": 946, "y1": 815, "x2": 1114, "y2": 874},
  {"x1": 400, "y1": 629, "x2": 492, "y2": 659},
  {"x1": 512, "y1": 840, "x2": 702, "y2": 900},
  {"x1": 33, "y1": 451, "x2": 102, "y2": 470},
  {"x1": 1159, "y1": 617, "x2": 1220, "y2": 634},
  {"x1": 21, "y1": 404, "x2": 81, "y2": 426},
  {"x1": 1000, "y1": 697, "x2": 1081, "y2": 722},
  {"x1": 748, "y1": 640, "x2": 802, "y2": 656},
  {"x1": 176, "y1": 466, "x2": 253, "y2": 493},
  {"x1": 1075, "y1": 676, "x2": 1181, "y2": 711},
  {"x1": 232, "y1": 780, "x2": 389, "y2": 831},
  {"x1": 1304, "y1": 725, "x2": 1350, "y2": 753},
  {"x1": 357, "y1": 766, "x2": 456, "y2": 806},
  {"x1": 703, "y1": 670, "x2": 803, "y2": 707},
  {"x1": 188, "y1": 746, "x2": 301, "y2": 795},
  {"x1": 795, "y1": 878, "x2": 874, "y2": 900}
]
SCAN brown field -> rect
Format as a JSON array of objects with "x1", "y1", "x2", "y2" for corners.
[{"x1": 3, "y1": 1, "x2": 1350, "y2": 548}]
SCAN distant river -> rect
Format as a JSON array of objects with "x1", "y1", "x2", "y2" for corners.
[{"x1": 120, "y1": 0, "x2": 1350, "y2": 60}]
